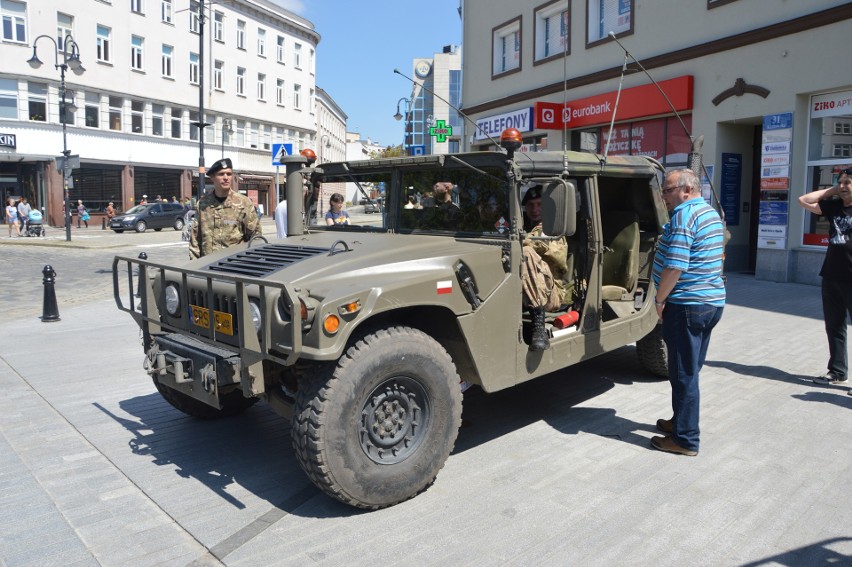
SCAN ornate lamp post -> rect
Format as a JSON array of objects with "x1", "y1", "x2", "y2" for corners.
[
  {"x1": 393, "y1": 97, "x2": 412, "y2": 156},
  {"x1": 27, "y1": 34, "x2": 85, "y2": 242}
]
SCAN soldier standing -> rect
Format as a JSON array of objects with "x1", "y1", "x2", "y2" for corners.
[{"x1": 189, "y1": 158, "x2": 261, "y2": 259}]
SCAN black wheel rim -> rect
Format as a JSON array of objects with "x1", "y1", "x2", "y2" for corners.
[{"x1": 360, "y1": 375, "x2": 430, "y2": 465}]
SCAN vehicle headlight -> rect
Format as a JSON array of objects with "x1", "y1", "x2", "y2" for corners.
[
  {"x1": 123, "y1": 215, "x2": 136, "y2": 221},
  {"x1": 248, "y1": 300, "x2": 262, "y2": 332},
  {"x1": 164, "y1": 283, "x2": 181, "y2": 316}
]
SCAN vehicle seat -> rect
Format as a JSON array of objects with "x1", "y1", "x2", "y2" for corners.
[{"x1": 601, "y1": 211, "x2": 639, "y2": 302}]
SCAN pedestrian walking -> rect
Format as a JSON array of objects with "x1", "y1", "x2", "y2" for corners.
[
  {"x1": 76, "y1": 200, "x2": 89, "y2": 228},
  {"x1": 797, "y1": 167, "x2": 852, "y2": 389},
  {"x1": 6, "y1": 197, "x2": 21, "y2": 237},
  {"x1": 189, "y1": 157, "x2": 261, "y2": 259},
  {"x1": 651, "y1": 168, "x2": 726, "y2": 456},
  {"x1": 106, "y1": 202, "x2": 116, "y2": 222},
  {"x1": 17, "y1": 197, "x2": 31, "y2": 234}
]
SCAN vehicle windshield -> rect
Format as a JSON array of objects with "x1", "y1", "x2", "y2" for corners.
[
  {"x1": 315, "y1": 163, "x2": 510, "y2": 237},
  {"x1": 125, "y1": 205, "x2": 149, "y2": 214}
]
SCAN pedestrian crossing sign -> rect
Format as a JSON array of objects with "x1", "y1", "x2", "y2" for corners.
[{"x1": 272, "y1": 143, "x2": 294, "y2": 166}]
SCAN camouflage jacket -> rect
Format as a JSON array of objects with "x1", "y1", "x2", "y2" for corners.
[
  {"x1": 523, "y1": 225, "x2": 573, "y2": 307},
  {"x1": 189, "y1": 191, "x2": 261, "y2": 259}
]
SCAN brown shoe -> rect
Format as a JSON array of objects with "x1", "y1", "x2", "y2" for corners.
[
  {"x1": 650, "y1": 435, "x2": 697, "y2": 456},
  {"x1": 656, "y1": 418, "x2": 673, "y2": 434}
]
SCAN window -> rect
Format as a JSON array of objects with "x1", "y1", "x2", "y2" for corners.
[
  {"x1": 257, "y1": 28, "x2": 265, "y2": 56},
  {"x1": 276, "y1": 36, "x2": 285, "y2": 63},
  {"x1": 131, "y1": 36, "x2": 144, "y2": 71},
  {"x1": 131, "y1": 0, "x2": 143, "y2": 15},
  {"x1": 204, "y1": 113, "x2": 214, "y2": 143},
  {"x1": 170, "y1": 107, "x2": 181, "y2": 138},
  {"x1": 834, "y1": 122, "x2": 852, "y2": 135},
  {"x1": 189, "y1": 110, "x2": 199, "y2": 141},
  {"x1": 249, "y1": 123, "x2": 258, "y2": 148},
  {"x1": 262, "y1": 124, "x2": 271, "y2": 150},
  {"x1": 492, "y1": 17, "x2": 521, "y2": 76},
  {"x1": 97, "y1": 25, "x2": 111, "y2": 63},
  {"x1": 236, "y1": 67, "x2": 245, "y2": 95},
  {"x1": 293, "y1": 83, "x2": 301, "y2": 110},
  {"x1": 449, "y1": 70, "x2": 461, "y2": 129},
  {"x1": 213, "y1": 60, "x2": 223, "y2": 90},
  {"x1": 309, "y1": 88, "x2": 315, "y2": 114},
  {"x1": 276, "y1": 79, "x2": 285, "y2": 105},
  {"x1": 189, "y1": 0, "x2": 199, "y2": 33},
  {"x1": 85, "y1": 92, "x2": 99, "y2": 127},
  {"x1": 161, "y1": 44, "x2": 173, "y2": 77},
  {"x1": 57, "y1": 12, "x2": 73, "y2": 51},
  {"x1": 61, "y1": 89, "x2": 76, "y2": 125},
  {"x1": 2, "y1": 0, "x2": 27, "y2": 43},
  {"x1": 210, "y1": 10, "x2": 223, "y2": 42},
  {"x1": 131, "y1": 100, "x2": 144, "y2": 133},
  {"x1": 834, "y1": 144, "x2": 852, "y2": 158},
  {"x1": 236, "y1": 19, "x2": 245, "y2": 49},
  {"x1": 161, "y1": 0, "x2": 172, "y2": 23},
  {"x1": 152, "y1": 103, "x2": 164, "y2": 136},
  {"x1": 587, "y1": 0, "x2": 632, "y2": 45},
  {"x1": 294, "y1": 43, "x2": 302, "y2": 68},
  {"x1": 189, "y1": 52, "x2": 199, "y2": 85},
  {"x1": 257, "y1": 73, "x2": 266, "y2": 101},
  {"x1": 0, "y1": 78, "x2": 17, "y2": 119},
  {"x1": 535, "y1": 1, "x2": 569, "y2": 62},
  {"x1": 28, "y1": 82, "x2": 47, "y2": 122},
  {"x1": 108, "y1": 96, "x2": 123, "y2": 131},
  {"x1": 309, "y1": 48, "x2": 315, "y2": 74},
  {"x1": 235, "y1": 120, "x2": 245, "y2": 147}
]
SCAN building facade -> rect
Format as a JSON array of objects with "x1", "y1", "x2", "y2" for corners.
[
  {"x1": 461, "y1": 0, "x2": 852, "y2": 282},
  {"x1": 401, "y1": 45, "x2": 462, "y2": 156},
  {"x1": 313, "y1": 85, "x2": 347, "y2": 217},
  {"x1": 0, "y1": 0, "x2": 320, "y2": 225}
]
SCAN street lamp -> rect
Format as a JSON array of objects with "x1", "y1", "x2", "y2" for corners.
[
  {"x1": 221, "y1": 118, "x2": 233, "y2": 158},
  {"x1": 28, "y1": 34, "x2": 85, "y2": 242},
  {"x1": 394, "y1": 97, "x2": 411, "y2": 155}
]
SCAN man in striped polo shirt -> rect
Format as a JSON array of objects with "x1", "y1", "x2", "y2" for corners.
[{"x1": 650, "y1": 168, "x2": 726, "y2": 456}]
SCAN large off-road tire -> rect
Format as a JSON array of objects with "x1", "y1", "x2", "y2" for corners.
[
  {"x1": 291, "y1": 326, "x2": 463, "y2": 509},
  {"x1": 637, "y1": 323, "x2": 668, "y2": 378},
  {"x1": 174, "y1": 218, "x2": 185, "y2": 231},
  {"x1": 152, "y1": 377, "x2": 258, "y2": 419}
]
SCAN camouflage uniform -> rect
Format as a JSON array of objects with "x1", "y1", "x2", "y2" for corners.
[
  {"x1": 521, "y1": 226, "x2": 571, "y2": 311},
  {"x1": 189, "y1": 191, "x2": 261, "y2": 259}
]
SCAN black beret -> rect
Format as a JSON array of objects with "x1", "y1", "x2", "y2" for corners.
[
  {"x1": 522, "y1": 185, "x2": 543, "y2": 205},
  {"x1": 207, "y1": 158, "x2": 233, "y2": 176}
]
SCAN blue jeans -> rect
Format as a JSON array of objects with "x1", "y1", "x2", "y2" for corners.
[{"x1": 662, "y1": 302, "x2": 724, "y2": 452}]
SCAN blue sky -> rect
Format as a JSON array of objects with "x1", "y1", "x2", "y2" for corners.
[{"x1": 273, "y1": 0, "x2": 462, "y2": 147}]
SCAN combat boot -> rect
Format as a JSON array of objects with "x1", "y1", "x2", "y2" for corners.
[{"x1": 529, "y1": 307, "x2": 550, "y2": 351}]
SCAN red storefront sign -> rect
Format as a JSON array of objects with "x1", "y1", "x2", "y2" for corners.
[
  {"x1": 602, "y1": 118, "x2": 666, "y2": 159},
  {"x1": 534, "y1": 76, "x2": 694, "y2": 130},
  {"x1": 760, "y1": 177, "x2": 790, "y2": 190}
]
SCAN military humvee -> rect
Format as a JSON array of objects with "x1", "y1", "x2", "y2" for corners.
[{"x1": 113, "y1": 129, "x2": 671, "y2": 509}]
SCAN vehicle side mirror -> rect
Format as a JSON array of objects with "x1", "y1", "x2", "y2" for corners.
[{"x1": 541, "y1": 180, "x2": 577, "y2": 237}]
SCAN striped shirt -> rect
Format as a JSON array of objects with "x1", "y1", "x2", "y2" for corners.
[{"x1": 652, "y1": 197, "x2": 726, "y2": 306}]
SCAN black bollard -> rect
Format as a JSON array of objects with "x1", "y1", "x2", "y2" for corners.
[
  {"x1": 135, "y1": 252, "x2": 147, "y2": 298},
  {"x1": 41, "y1": 265, "x2": 61, "y2": 322},
  {"x1": 101, "y1": 216, "x2": 106, "y2": 230}
]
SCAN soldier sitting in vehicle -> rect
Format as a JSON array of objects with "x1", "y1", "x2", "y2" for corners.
[{"x1": 521, "y1": 185, "x2": 572, "y2": 351}]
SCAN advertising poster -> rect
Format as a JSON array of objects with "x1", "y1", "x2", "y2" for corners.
[
  {"x1": 720, "y1": 153, "x2": 741, "y2": 226},
  {"x1": 758, "y1": 112, "x2": 793, "y2": 249}
]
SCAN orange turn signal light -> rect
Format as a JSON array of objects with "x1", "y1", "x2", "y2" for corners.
[{"x1": 323, "y1": 314, "x2": 340, "y2": 334}]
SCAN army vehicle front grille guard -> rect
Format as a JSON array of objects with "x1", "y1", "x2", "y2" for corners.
[{"x1": 113, "y1": 253, "x2": 317, "y2": 368}]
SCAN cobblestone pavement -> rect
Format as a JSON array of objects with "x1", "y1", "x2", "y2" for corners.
[{"x1": 1, "y1": 224, "x2": 850, "y2": 566}]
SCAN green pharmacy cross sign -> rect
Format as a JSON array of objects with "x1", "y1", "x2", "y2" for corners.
[{"x1": 429, "y1": 119, "x2": 453, "y2": 143}]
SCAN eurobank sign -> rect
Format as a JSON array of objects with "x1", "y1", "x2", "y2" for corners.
[
  {"x1": 474, "y1": 107, "x2": 533, "y2": 141},
  {"x1": 535, "y1": 75, "x2": 694, "y2": 130}
]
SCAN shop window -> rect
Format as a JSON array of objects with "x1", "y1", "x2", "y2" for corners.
[
  {"x1": 27, "y1": 82, "x2": 47, "y2": 122},
  {"x1": 587, "y1": 0, "x2": 632, "y2": 46},
  {"x1": 2, "y1": 0, "x2": 27, "y2": 43},
  {"x1": 0, "y1": 77, "x2": 17, "y2": 119},
  {"x1": 108, "y1": 96, "x2": 123, "y2": 130},
  {"x1": 492, "y1": 16, "x2": 521, "y2": 77},
  {"x1": 802, "y1": 165, "x2": 852, "y2": 246},
  {"x1": 85, "y1": 92, "x2": 99, "y2": 128},
  {"x1": 535, "y1": 1, "x2": 569, "y2": 63},
  {"x1": 152, "y1": 104, "x2": 164, "y2": 136}
]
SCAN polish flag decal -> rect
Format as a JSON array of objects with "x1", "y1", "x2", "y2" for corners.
[{"x1": 436, "y1": 280, "x2": 453, "y2": 295}]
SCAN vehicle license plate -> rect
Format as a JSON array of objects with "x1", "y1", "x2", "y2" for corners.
[{"x1": 190, "y1": 305, "x2": 234, "y2": 335}]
